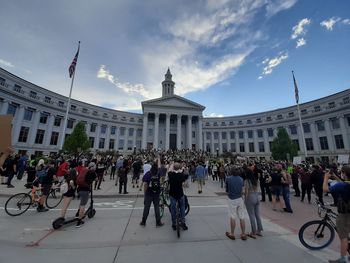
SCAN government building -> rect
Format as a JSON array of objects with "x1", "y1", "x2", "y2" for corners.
[{"x1": 1, "y1": 67, "x2": 349, "y2": 163}]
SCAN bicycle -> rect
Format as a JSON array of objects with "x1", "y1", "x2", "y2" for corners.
[
  {"x1": 5, "y1": 181, "x2": 63, "y2": 216},
  {"x1": 299, "y1": 198, "x2": 350, "y2": 253}
]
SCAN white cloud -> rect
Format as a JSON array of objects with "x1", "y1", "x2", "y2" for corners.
[
  {"x1": 97, "y1": 65, "x2": 151, "y2": 99},
  {"x1": 265, "y1": 0, "x2": 298, "y2": 17},
  {"x1": 0, "y1": 58, "x2": 15, "y2": 68},
  {"x1": 296, "y1": 38, "x2": 306, "y2": 48},
  {"x1": 205, "y1": 113, "x2": 224, "y2": 118},
  {"x1": 342, "y1": 19, "x2": 350, "y2": 25},
  {"x1": 261, "y1": 52, "x2": 288, "y2": 75},
  {"x1": 258, "y1": 76, "x2": 263, "y2": 80},
  {"x1": 291, "y1": 18, "x2": 311, "y2": 39},
  {"x1": 320, "y1": 17, "x2": 341, "y2": 31}
]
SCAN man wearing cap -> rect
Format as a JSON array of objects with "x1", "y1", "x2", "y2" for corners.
[{"x1": 323, "y1": 165, "x2": 350, "y2": 263}]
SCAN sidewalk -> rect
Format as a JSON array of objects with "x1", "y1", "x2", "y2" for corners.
[{"x1": 0, "y1": 174, "x2": 227, "y2": 198}]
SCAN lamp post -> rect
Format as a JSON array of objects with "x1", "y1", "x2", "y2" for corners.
[{"x1": 216, "y1": 148, "x2": 219, "y2": 158}]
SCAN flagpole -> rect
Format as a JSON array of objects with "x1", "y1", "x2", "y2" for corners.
[
  {"x1": 60, "y1": 41, "x2": 80, "y2": 150},
  {"x1": 293, "y1": 71, "x2": 308, "y2": 158}
]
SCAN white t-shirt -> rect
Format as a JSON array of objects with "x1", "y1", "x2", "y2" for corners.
[{"x1": 143, "y1": 163, "x2": 151, "y2": 175}]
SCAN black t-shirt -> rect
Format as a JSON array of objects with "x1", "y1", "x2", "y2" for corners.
[
  {"x1": 168, "y1": 171, "x2": 188, "y2": 200},
  {"x1": 270, "y1": 172, "x2": 282, "y2": 186},
  {"x1": 41, "y1": 167, "x2": 56, "y2": 185}
]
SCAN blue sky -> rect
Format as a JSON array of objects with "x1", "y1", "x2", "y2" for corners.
[{"x1": 0, "y1": 0, "x2": 349, "y2": 117}]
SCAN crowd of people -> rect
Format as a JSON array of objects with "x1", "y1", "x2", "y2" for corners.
[{"x1": 0, "y1": 148, "x2": 349, "y2": 262}]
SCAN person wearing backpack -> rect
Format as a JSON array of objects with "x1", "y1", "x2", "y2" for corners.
[
  {"x1": 36, "y1": 160, "x2": 56, "y2": 212},
  {"x1": 323, "y1": 165, "x2": 350, "y2": 263},
  {"x1": 140, "y1": 158, "x2": 164, "y2": 227},
  {"x1": 75, "y1": 162, "x2": 97, "y2": 228}
]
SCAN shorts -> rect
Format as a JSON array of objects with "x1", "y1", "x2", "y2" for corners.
[
  {"x1": 63, "y1": 188, "x2": 75, "y2": 198},
  {"x1": 336, "y1": 213, "x2": 350, "y2": 239},
  {"x1": 41, "y1": 184, "x2": 51, "y2": 196},
  {"x1": 227, "y1": 197, "x2": 246, "y2": 220},
  {"x1": 197, "y1": 178, "x2": 204, "y2": 185},
  {"x1": 78, "y1": 191, "x2": 89, "y2": 206},
  {"x1": 270, "y1": 186, "x2": 282, "y2": 197}
]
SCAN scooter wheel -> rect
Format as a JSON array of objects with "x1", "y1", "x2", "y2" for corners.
[
  {"x1": 87, "y1": 209, "x2": 96, "y2": 218},
  {"x1": 52, "y1": 217, "x2": 65, "y2": 230}
]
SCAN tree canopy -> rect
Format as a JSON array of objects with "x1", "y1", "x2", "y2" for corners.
[
  {"x1": 63, "y1": 121, "x2": 90, "y2": 155},
  {"x1": 271, "y1": 127, "x2": 298, "y2": 161}
]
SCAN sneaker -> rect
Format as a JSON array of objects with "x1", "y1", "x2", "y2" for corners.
[
  {"x1": 328, "y1": 257, "x2": 347, "y2": 263},
  {"x1": 37, "y1": 207, "x2": 49, "y2": 212},
  {"x1": 156, "y1": 222, "x2": 164, "y2": 227},
  {"x1": 7, "y1": 185, "x2": 15, "y2": 188},
  {"x1": 124, "y1": 192, "x2": 128, "y2": 194},
  {"x1": 172, "y1": 225, "x2": 176, "y2": 231},
  {"x1": 140, "y1": 221, "x2": 146, "y2": 226},
  {"x1": 181, "y1": 223, "x2": 188, "y2": 230},
  {"x1": 76, "y1": 220, "x2": 85, "y2": 228}
]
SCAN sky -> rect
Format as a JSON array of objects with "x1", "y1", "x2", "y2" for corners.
[{"x1": 0, "y1": 0, "x2": 349, "y2": 117}]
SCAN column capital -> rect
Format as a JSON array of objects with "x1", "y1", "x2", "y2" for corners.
[
  {"x1": 154, "y1": 112, "x2": 160, "y2": 117},
  {"x1": 177, "y1": 114, "x2": 182, "y2": 119}
]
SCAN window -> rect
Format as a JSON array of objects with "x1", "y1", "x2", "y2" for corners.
[
  {"x1": 288, "y1": 112, "x2": 294, "y2": 118},
  {"x1": 99, "y1": 138, "x2": 105, "y2": 149},
  {"x1": 229, "y1": 121, "x2": 234, "y2": 126},
  {"x1": 239, "y1": 131, "x2": 244, "y2": 139},
  {"x1": 346, "y1": 115, "x2": 350, "y2": 126},
  {"x1": 214, "y1": 143, "x2": 219, "y2": 151},
  {"x1": 328, "y1": 102, "x2": 335, "y2": 109},
  {"x1": 127, "y1": 140, "x2": 133, "y2": 150},
  {"x1": 301, "y1": 109, "x2": 307, "y2": 115},
  {"x1": 18, "y1": 127, "x2": 29, "y2": 142},
  {"x1": 239, "y1": 143, "x2": 245, "y2": 152},
  {"x1": 93, "y1": 111, "x2": 98, "y2": 116},
  {"x1": 213, "y1": 122, "x2": 218, "y2": 126},
  {"x1": 192, "y1": 131, "x2": 196, "y2": 138},
  {"x1": 266, "y1": 116, "x2": 272, "y2": 121},
  {"x1": 267, "y1": 128, "x2": 273, "y2": 137},
  {"x1": 118, "y1": 139, "x2": 124, "y2": 150},
  {"x1": 67, "y1": 119, "x2": 74, "y2": 129},
  {"x1": 334, "y1": 135, "x2": 344, "y2": 149},
  {"x1": 23, "y1": 109, "x2": 33, "y2": 121},
  {"x1": 248, "y1": 130, "x2": 253, "y2": 139},
  {"x1": 305, "y1": 138, "x2": 314, "y2": 151},
  {"x1": 221, "y1": 122, "x2": 226, "y2": 126},
  {"x1": 343, "y1": 97, "x2": 349, "y2": 104},
  {"x1": 137, "y1": 129, "x2": 142, "y2": 137},
  {"x1": 50, "y1": 132, "x2": 59, "y2": 145},
  {"x1": 316, "y1": 120, "x2": 325, "y2": 131},
  {"x1": 277, "y1": 114, "x2": 283, "y2": 120},
  {"x1": 35, "y1": 129, "x2": 45, "y2": 144},
  {"x1": 129, "y1": 128, "x2": 134, "y2": 137},
  {"x1": 258, "y1": 142, "x2": 265, "y2": 152},
  {"x1": 221, "y1": 132, "x2": 226, "y2": 140},
  {"x1": 148, "y1": 128, "x2": 153, "y2": 136},
  {"x1": 120, "y1": 127, "x2": 125, "y2": 136},
  {"x1": 7, "y1": 103, "x2": 17, "y2": 116},
  {"x1": 230, "y1": 143, "x2": 236, "y2": 152},
  {"x1": 289, "y1": 125, "x2": 297, "y2": 135},
  {"x1": 230, "y1": 131, "x2": 235, "y2": 139},
  {"x1": 44, "y1": 96, "x2": 51, "y2": 103},
  {"x1": 70, "y1": 105, "x2": 77, "y2": 111},
  {"x1": 103, "y1": 113, "x2": 108, "y2": 118},
  {"x1": 206, "y1": 132, "x2": 211, "y2": 140},
  {"x1": 89, "y1": 137, "x2": 95, "y2": 148},
  {"x1": 330, "y1": 118, "x2": 340, "y2": 129},
  {"x1": 90, "y1": 123, "x2": 97, "y2": 133},
  {"x1": 222, "y1": 143, "x2": 227, "y2": 152},
  {"x1": 257, "y1": 129, "x2": 263, "y2": 138},
  {"x1": 319, "y1": 137, "x2": 329, "y2": 150},
  {"x1": 109, "y1": 139, "x2": 115, "y2": 150},
  {"x1": 247, "y1": 120, "x2": 252, "y2": 124},
  {"x1": 14, "y1": 84, "x2": 22, "y2": 93},
  {"x1": 53, "y1": 117, "x2": 61, "y2": 127},
  {"x1": 293, "y1": 139, "x2": 299, "y2": 150},
  {"x1": 101, "y1": 125, "x2": 107, "y2": 134},
  {"x1": 39, "y1": 112, "x2": 49, "y2": 124},
  {"x1": 238, "y1": 120, "x2": 243, "y2": 125},
  {"x1": 303, "y1": 123, "x2": 310, "y2": 133},
  {"x1": 82, "y1": 108, "x2": 88, "y2": 113},
  {"x1": 214, "y1": 132, "x2": 218, "y2": 140},
  {"x1": 30, "y1": 91, "x2": 37, "y2": 99},
  {"x1": 314, "y1": 106, "x2": 321, "y2": 112},
  {"x1": 111, "y1": 126, "x2": 116, "y2": 135},
  {"x1": 256, "y1": 118, "x2": 262, "y2": 123},
  {"x1": 113, "y1": 115, "x2": 118, "y2": 120},
  {"x1": 249, "y1": 142, "x2": 254, "y2": 152},
  {"x1": 58, "y1": 101, "x2": 64, "y2": 107}
]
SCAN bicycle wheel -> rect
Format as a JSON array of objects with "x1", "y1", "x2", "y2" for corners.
[
  {"x1": 45, "y1": 187, "x2": 63, "y2": 209},
  {"x1": 184, "y1": 195, "x2": 190, "y2": 215},
  {"x1": 5, "y1": 193, "x2": 32, "y2": 216},
  {"x1": 176, "y1": 205, "x2": 181, "y2": 238},
  {"x1": 159, "y1": 198, "x2": 165, "y2": 219},
  {"x1": 299, "y1": 220, "x2": 335, "y2": 250}
]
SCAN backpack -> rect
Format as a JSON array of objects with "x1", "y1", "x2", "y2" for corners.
[
  {"x1": 76, "y1": 167, "x2": 89, "y2": 187},
  {"x1": 36, "y1": 168, "x2": 48, "y2": 183},
  {"x1": 148, "y1": 172, "x2": 160, "y2": 194}
]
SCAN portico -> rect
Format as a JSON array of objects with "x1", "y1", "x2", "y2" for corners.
[{"x1": 141, "y1": 69, "x2": 205, "y2": 151}]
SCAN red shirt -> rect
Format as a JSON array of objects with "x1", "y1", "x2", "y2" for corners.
[
  {"x1": 56, "y1": 162, "x2": 69, "y2": 177},
  {"x1": 75, "y1": 165, "x2": 84, "y2": 175}
]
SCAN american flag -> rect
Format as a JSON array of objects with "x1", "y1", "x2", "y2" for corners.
[
  {"x1": 69, "y1": 42, "x2": 80, "y2": 78},
  {"x1": 292, "y1": 71, "x2": 299, "y2": 104}
]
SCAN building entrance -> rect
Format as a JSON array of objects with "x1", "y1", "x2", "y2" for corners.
[{"x1": 170, "y1": 134, "x2": 177, "y2": 150}]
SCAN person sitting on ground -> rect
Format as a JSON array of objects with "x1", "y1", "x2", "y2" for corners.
[{"x1": 225, "y1": 165, "x2": 247, "y2": 241}]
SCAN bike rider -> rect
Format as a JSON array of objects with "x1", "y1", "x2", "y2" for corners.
[
  {"x1": 168, "y1": 160, "x2": 188, "y2": 231},
  {"x1": 323, "y1": 165, "x2": 350, "y2": 263},
  {"x1": 36, "y1": 160, "x2": 56, "y2": 212}
]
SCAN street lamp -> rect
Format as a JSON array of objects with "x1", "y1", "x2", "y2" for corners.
[{"x1": 216, "y1": 148, "x2": 219, "y2": 158}]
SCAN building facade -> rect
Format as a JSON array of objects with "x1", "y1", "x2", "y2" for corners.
[{"x1": 1, "y1": 67, "x2": 349, "y2": 163}]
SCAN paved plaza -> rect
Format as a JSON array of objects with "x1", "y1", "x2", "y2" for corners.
[{"x1": 0, "y1": 176, "x2": 340, "y2": 263}]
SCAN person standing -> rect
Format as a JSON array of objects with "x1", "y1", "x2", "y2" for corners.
[
  {"x1": 300, "y1": 166, "x2": 312, "y2": 203},
  {"x1": 291, "y1": 165, "x2": 301, "y2": 197},
  {"x1": 259, "y1": 167, "x2": 272, "y2": 202},
  {"x1": 311, "y1": 165, "x2": 325, "y2": 205},
  {"x1": 94, "y1": 159, "x2": 106, "y2": 190},
  {"x1": 37, "y1": 160, "x2": 56, "y2": 212},
  {"x1": 118, "y1": 160, "x2": 130, "y2": 194},
  {"x1": 16, "y1": 152, "x2": 28, "y2": 180},
  {"x1": 281, "y1": 169, "x2": 293, "y2": 213},
  {"x1": 225, "y1": 165, "x2": 247, "y2": 241},
  {"x1": 4, "y1": 155, "x2": 16, "y2": 188},
  {"x1": 270, "y1": 165, "x2": 284, "y2": 212},
  {"x1": 132, "y1": 159, "x2": 142, "y2": 188},
  {"x1": 218, "y1": 163, "x2": 226, "y2": 188},
  {"x1": 140, "y1": 160, "x2": 164, "y2": 227},
  {"x1": 195, "y1": 161, "x2": 206, "y2": 194},
  {"x1": 110, "y1": 159, "x2": 116, "y2": 180},
  {"x1": 323, "y1": 166, "x2": 350, "y2": 263}
]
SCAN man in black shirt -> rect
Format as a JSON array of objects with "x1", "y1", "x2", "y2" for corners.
[
  {"x1": 168, "y1": 162, "x2": 188, "y2": 230},
  {"x1": 37, "y1": 161, "x2": 56, "y2": 212},
  {"x1": 4, "y1": 155, "x2": 16, "y2": 188}
]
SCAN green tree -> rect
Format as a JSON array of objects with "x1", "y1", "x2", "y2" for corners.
[
  {"x1": 271, "y1": 127, "x2": 298, "y2": 161},
  {"x1": 63, "y1": 121, "x2": 90, "y2": 156}
]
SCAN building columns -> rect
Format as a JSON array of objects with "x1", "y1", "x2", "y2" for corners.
[
  {"x1": 165, "y1": 113, "x2": 170, "y2": 150},
  {"x1": 142, "y1": 113, "x2": 148, "y2": 149},
  {"x1": 177, "y1": 115, "x2": 182, "y2": 150},
  {"x1": 187, "y1": 115, "x2": 192, "y2": 149},
  {"x1": 198, "y1": 116, "x2": 203, "y2": 151},
  {"x1": 154, "y1": 113, "x2": 159, "y2": 149}
]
